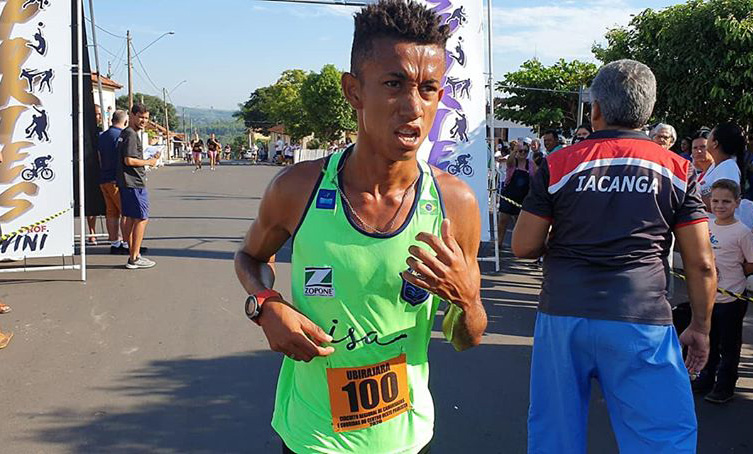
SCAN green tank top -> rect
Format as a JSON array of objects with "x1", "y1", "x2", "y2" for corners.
[{"x1": 273, "y1": 148, "x2": 446, "y2": 453}]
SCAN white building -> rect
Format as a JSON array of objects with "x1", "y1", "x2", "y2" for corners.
[
  {"x1": 91, "y1": 72, "x2": 123, "y2": 127},
  {"x1": 487, "y1": 118, "x2": 536, "y2": 145}
]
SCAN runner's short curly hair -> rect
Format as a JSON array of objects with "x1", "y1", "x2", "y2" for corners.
[{"x1": 351, "y1": 0, "x2": 450, "y2": 74}]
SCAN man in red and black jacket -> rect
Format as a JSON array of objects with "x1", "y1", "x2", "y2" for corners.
[{"x1": 512, "y1": 60, "x2": 716, "y2": 453}]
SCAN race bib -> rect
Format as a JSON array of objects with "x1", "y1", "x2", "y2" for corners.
[{"x1": 326, "y1": 354, "x2": 412, "y2": 433}]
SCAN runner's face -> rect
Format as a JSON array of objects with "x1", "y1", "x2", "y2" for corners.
[
  {"x1": 710, "y1": 188, "x2": 739, "y2": 221},
  {"x1": 351, "y1": 38, "x2": 445, "y2": 159}
]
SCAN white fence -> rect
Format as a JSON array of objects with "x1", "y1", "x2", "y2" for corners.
[{"x1": 294, "y1": 148, "x2": 336, "y2": 164}]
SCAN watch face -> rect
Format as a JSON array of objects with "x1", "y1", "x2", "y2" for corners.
[{"x1": 245, "y1": 295, "x2": 259, "y2": 319}]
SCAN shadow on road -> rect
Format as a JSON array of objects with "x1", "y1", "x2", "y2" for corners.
[{"x1": 22, "y1": 352, "x2": 283, "y2": 453}]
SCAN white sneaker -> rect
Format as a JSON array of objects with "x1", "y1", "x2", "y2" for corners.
[{"x1": 125, "y1": 256, "x2": 156, "y2": 269}]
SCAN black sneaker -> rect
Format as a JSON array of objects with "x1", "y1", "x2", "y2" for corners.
[
  {"x1": 705, "y1": 387, "x2": 734, "y2": 404},
  {"x1": 110, "y1": 245, "x2": 128, "y2": 255},
  {"x1": 691, "y1": 374, "x2": 714, "y2": 394}
]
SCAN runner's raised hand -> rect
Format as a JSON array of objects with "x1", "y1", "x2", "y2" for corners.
[{"x1": 402, "y1": 219, "x2": 475, "y2": 307}]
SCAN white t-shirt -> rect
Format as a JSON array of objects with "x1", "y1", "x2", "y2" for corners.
[
  {"x1": 709, "y1": 220, "x2": 753, "y2": 303},
  {"x1": 700, "y1": 158, "x2": 740, "y2": 197}
]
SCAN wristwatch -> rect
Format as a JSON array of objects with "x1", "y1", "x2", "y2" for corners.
[{"x1": 245, "y1": 289, "x2": 282, "y2": 324}]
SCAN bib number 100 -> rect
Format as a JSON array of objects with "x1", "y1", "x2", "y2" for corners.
[{"x1": 341, "y1": 371, "x2": 399, "y2": 412}]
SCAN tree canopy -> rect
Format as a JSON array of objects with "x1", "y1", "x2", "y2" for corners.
[
  {"x1": 235, "y1": 65, "x2": 356, "y2": 144},
  {"x1": 494, "y1": 59, "x2": 598, "y2": 134},
  {"x1": 116, "y1": 93, "x2": 178, "y2": 129},
  {"x1": 233, "y1": 86, "x2": 274, "y2": 134},
  {"x1": 592, "y1": 0, "x2": 753, "y2": 134},
  {"x1": 301, "y1": 64, "x2": 357, "y2": 143}
]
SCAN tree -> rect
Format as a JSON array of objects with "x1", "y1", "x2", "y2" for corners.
[
  {"x1": 301, "y1": 64, "x2": 357, "y2": 143},
  {"x1": 231, "y1": 135, "x2": 248, "y2": 154},
  {"x1": 495, "y1": 59, "x2": 598, "y2": 134},
  {"x1": 116, "y1": 93, "x2": 178, "y2": 129},
  {"x1": 234, "y1": 86, "x2": 274, "y2": 134},
  {"x1": 264, "y1": 69, "x2": 312, "y2": 142},
  {"x1": 592, "y1": 0, "x2": 753, "y2": 134}
]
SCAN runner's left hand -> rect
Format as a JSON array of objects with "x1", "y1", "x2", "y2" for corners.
[{"x1": 402, "y1": 219, "x2": 475, "y2": 308}]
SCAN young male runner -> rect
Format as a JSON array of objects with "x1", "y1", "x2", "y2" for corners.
[{"x1": 234, "y1": 1, "x2": 487, "y2": 452}]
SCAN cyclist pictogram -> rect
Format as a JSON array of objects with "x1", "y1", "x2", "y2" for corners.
[
  {"x1": 447, "y1": 153, "x2": 473, "y2": 177},
  {"x1": 22, "y1": 155, "x2": 54, "y2": 181}
]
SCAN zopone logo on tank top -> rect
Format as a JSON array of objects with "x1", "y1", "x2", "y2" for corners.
[{"x1": 304, "y1": 266, "x2": 335, "y2": 297}]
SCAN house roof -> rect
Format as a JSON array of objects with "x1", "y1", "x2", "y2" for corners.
[
  {"x1": 268, "y1": 124, "x2": 286, "y2": 135},
  {"x1": 145, "y1": 120, "x2": 184, "y2": 140},
  {"x1": 91, "y1": 72, "x2": 123, "y2": 90}
]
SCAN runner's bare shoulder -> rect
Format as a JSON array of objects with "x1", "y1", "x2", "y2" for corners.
[{"x1": 264, "y1": 158, "x2": 329, "y2": 235}]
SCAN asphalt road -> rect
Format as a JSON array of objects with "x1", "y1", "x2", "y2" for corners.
[{"x1": 1, "y1": 162, "x2": 752, "y2": 453}]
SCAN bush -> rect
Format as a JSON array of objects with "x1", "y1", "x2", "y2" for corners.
[{"x1": 307, "y1": 138, "x2": 323, "y2": 149}]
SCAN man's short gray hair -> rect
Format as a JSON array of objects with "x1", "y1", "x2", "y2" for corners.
[
  {"x1": 650, "y1": 123, "x2": 677, "y2": 143},
  {"x1": 112, "y1": 109, "x2": 128, "y2": 126},
  {"x1": 590, "y1": 59, "x2": 656, "y2": 129}
]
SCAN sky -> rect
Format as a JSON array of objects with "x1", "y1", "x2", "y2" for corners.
[{"x1": 88, "y1": 0, "x2": 681, "y2": 111}]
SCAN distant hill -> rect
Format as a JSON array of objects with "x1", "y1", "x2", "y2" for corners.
[
  {"x1": 177, "y1": 106, "x2": 246, "y2": 144},
  {"x1": 178, "y1": 106, "x2": 239, "y2": 125}
]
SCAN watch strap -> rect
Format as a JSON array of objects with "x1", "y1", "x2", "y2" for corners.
[{"x1": 248, "y1": 289, "x2": 282, "y2": 325}]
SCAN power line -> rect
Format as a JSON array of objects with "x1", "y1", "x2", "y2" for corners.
[
  {"x1": 107, "y1": 41, "x2": 128, "y2": 78},
  {"x1": 133, "y1": 47, "x2": 161, "y2": 93},
  {"x1": 94, "y1": 42, "x2": 121, "y2": 59},
  {"x1": 131, "y1": 62, "x2": 158, "y2": 97},
  {"x1": 83, "y1": 15, "x2": 126, "y2": 39}
]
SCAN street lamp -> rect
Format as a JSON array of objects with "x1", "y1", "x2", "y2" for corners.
[
  {"x1": 127, "y1": 31, "x2": 175, "y2": 109},
  {"x1": 135, "y1": 31, "x2": 175, "y2": 57},
  {"x1": 170, "y1": 80, "x2": 188, "y2": 96}
]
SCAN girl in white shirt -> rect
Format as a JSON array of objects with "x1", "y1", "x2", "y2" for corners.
[{"x1": 700, "y1": 123, "x2": 747, "y2": 211}]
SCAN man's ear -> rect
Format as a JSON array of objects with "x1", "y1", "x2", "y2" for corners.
[
  {"x1": 342, "y1": 72, "x2": 363, "y2": 110},
  {"x1": 590, "y1": 100, "x2": 603, "y2": 130}
]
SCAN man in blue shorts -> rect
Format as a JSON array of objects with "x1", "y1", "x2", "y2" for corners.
[
  {"x1": 512, "y1": 60, "x2": 716, "y2": 453},
  {"x1": 116, "y1": 103, "x2": 160, "y2": 269}
]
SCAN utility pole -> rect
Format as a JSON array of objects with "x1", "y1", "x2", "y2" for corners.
[
  {"x1": 127, "y1": 30, "x2": 133, "y2": 110},
  {"x1": 87, "y1": 0, "x2": 107, "y2": 130},
  {"x1": 577, "y1": 85, "x2": 585, "y2": 127},
  {"x1": 163, "y1": 87, "x2": 170, "y2": 160}
]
